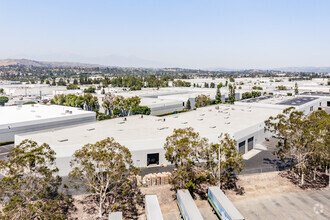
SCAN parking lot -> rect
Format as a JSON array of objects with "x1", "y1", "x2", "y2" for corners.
[
  {"x1": 0, "y1": 144, "x2": 14, "y2": 160},
  {"x1": 234, "y1": 189, "x2": 330, "y2": 220}
]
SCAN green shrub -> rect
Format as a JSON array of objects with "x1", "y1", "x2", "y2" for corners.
[{"x1": 132, "y1": 106, "x2": 151, "y2": 115}]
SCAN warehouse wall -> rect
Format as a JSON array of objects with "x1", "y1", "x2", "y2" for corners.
[{"x1": 1, "y1": 115, "x2": 95, "y2": 143}]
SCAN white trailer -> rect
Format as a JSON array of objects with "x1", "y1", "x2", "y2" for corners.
[
  {"x1": 208, "y1": 186, "x2": 244, "y2": 220},
  {"x1": 177, "y1": 189, "x2": 203, "y2": 220},
  {"x1": 108, "y1": 212, "x2": 122, "y2": 220},
  {"x1": 145, "y1": 194, "x2": 163, "y2": 220}
]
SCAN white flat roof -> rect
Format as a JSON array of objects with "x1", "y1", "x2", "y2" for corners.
[
  {"x1": 0, "y1": 104, "x2": 95, "y2": 127},
  {"x1": 17, "y1": 104, "x2": 281, "y2": 157}
]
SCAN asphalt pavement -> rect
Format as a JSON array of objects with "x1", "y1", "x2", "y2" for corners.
[{"x1": 0, "y1": 144, "x2": 14, "y2": 160}]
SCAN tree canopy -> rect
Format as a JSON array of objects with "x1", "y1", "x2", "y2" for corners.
[
  {"x1": 195, "y1": 94, "x2": 211, "y2": 108},
  {"x1": 164, "y1": 127, "x2": 244, "y2": 194},
  {"x1": 0, "y1": 139, "x2": 70, "y2": 219},
  {"x1": 69, "y1": 137, "x2": 142, "y2": 218},
  {"x1": 265, "y1": 108, "x2": 330, "y2": 185}
]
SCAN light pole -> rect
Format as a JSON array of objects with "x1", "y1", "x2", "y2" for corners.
[{"x1": 218, "y1": 144, "x2": 221, "y2": 188}]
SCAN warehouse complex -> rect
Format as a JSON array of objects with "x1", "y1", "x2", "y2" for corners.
[
  {"x1": 7, "y1": 80, "x2": 329, "y2": 176},
  {"x1": 0, "y1": 104, "x2": 96, "y2": 143},
  {"x1": 16, "y1": 104, "x2": 282, "y2": 176}
]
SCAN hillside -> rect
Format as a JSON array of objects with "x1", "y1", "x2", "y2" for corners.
[{"x1": 0, "y1": 59, "x2": 103, "y2": 68}]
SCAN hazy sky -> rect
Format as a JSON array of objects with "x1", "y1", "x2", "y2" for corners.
[{"x1": 0, "y1": 0, "x2": 329, "y2": 69}]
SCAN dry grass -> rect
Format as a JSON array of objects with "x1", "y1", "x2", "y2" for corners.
[{"x1": 224, "y1": 171, "x2": 303, "y2": 202}]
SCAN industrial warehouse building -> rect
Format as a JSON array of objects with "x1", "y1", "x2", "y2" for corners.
[
  {"x1": 0, "y1": 104, "x2": 96, "y2": 143},
  {"x1": 15, "y1": 104, "x2": 282, "y2": 176}
]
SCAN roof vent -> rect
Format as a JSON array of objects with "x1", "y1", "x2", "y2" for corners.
[
  {"x1": 197, "y1": 118, "x2": 203, "y2": 121},
  {"x1": 118, "y1": 121, "x2": 125, "y2": 124},
  {"x1": 87, "y1": 128, "x2": 95, "y2": 131},
  {"x1": 182, "y1": 122, "x2": 188, "y2": 124},
  {"x1": 209, "y1": 126, "x2": 216, "y2": 128},
  {"x1": 58, "y1": 139, "x2": 68, "y2": 142},
  {"x1": 157, "y1": 127, "x2": 169, "y2": 130}
]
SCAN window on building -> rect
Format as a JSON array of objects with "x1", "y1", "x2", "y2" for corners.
[
  {"x1": 238, "y1": 141, "x2": 246, "y2": 154},
  {"x1": 248, "y1": 137, "x2": 254, "y2": 151}
]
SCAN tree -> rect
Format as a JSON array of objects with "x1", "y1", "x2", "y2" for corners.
[
  {"x1": 264, "y1": 107, "x2": 330, "y2": 185},
  {"x1": 57, "y1": 78, "x2": 66, "y2": 86},
  {"x1": 210, "y1": 82, "x2": 215, "y2": 88},
  {"x1": 277, "y1": 85, "x2": 287, "y2": 90},
  {"x1": 0, "y1": 88, "x2": 4, "y2": 94},
  {"x1": 83, "y1": 93, "x2": 99, "y2": 111},
  {"x1": 228, "y1": 84, "x2": 235, "y2": 104},
  {"x1": 215, "y1": 86, "x2": 222, "y2": 104},
  {"x1": 305, "y1": 110, "x2": 330, "y2": 180},
  {"x1": 69, "y1": 137, "x2": 142, "y2": 218},
  {"x1": 66, "y1": 84, "x2": 78, "y2": 90},
  {"x1": 294, "y1": 82, "x2": 299, "y2": 95},
  {"x1": 0, "y1": 96, "x2": 9, "y2": 105},
  {"x1": 112, "y1": 95, "x2": 141, "y2": 116},
  {"x1": 84, "y1": 86, "x2": 96, "y2": 93},
  {"x1": 73, "y1": 78, "x2": 79, "y2": 85},
  {"x1": 195, "y1": 94, "x2": 211, "y2": 108},
  {"x1": 0, "y1": 140, "x2": 70, "y2": 219},
  {"x1": 204, "y1": 82, "x2": 209, "y2": 88},
  {"x1": 102, "y1": 92, "x2": 115, "y2": 115},
  {"x1": 131, "y1": 106, "x2": 151, "y2": 115},
  {"x1": 164, "y1": 127, "x2": 213, "y2": 193},
  {"x1": 186, "y1": 99, "x2": 191, "y2": 110}
]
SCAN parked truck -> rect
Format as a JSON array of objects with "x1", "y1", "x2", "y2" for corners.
[
  {"x1": 177, "y1": 189, "x2": 204, "y2": 220},
  {"x1": 145, "y1": 194, "x2": 164, "y2": 220},
  {"x1": 208, "y1": 186, "x2": 244, "y2": 220}
]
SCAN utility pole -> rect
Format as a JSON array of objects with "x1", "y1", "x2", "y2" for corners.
[{"x1": 219, "y1": 145, "x2": 221, "y2": 188}]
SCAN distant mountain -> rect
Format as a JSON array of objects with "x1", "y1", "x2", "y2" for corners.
[
  {"x1": 270, "y1": 67, "x2": 330, "y2": 73},
  {"x1": 0, "y1": 59, "x2": 103, "y2": 68}
]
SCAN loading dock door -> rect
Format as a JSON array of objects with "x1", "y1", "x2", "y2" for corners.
[
  {"x1": 248, "y1": 137, "x2": 254, "y2": 151},
  {"x1": 238, "y1": 141, "x2": 246, "y2": 154},
  {"x1": 147, "y1": 153, "x2": 159, "y2": 166}
]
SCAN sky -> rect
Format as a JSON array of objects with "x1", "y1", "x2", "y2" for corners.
[{"x1": 0, "y1": 0, "x2": 330, "y2": 69}]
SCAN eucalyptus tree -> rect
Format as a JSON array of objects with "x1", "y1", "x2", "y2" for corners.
[
  {"x1": 294, "y1": 82, "x2": 299, "y2": 95},
  {"x1": 215, "y1": 86, "x2": 222, "y2": 104},
  {"x1": 0, "y1": 140, "x2": 69, "y2": 219},
  {"x1": 195, "y1": 94, "x2": 211, "y2": 108},
  {"x1": 164, "y1": 127, "x2": 213, "y2": 193},
  {"x1": 102, "y1": 92, "x2": 115, "y2": 115},
  {"x1": 203, "y1": 133, "x2": 244, "y2": 188},
  {"x1": 265, "y1": 107, "x2": 330, "y2": 185},
  {"x1": 69, "y1": 137, "x2": 142, "y2": 218}
]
